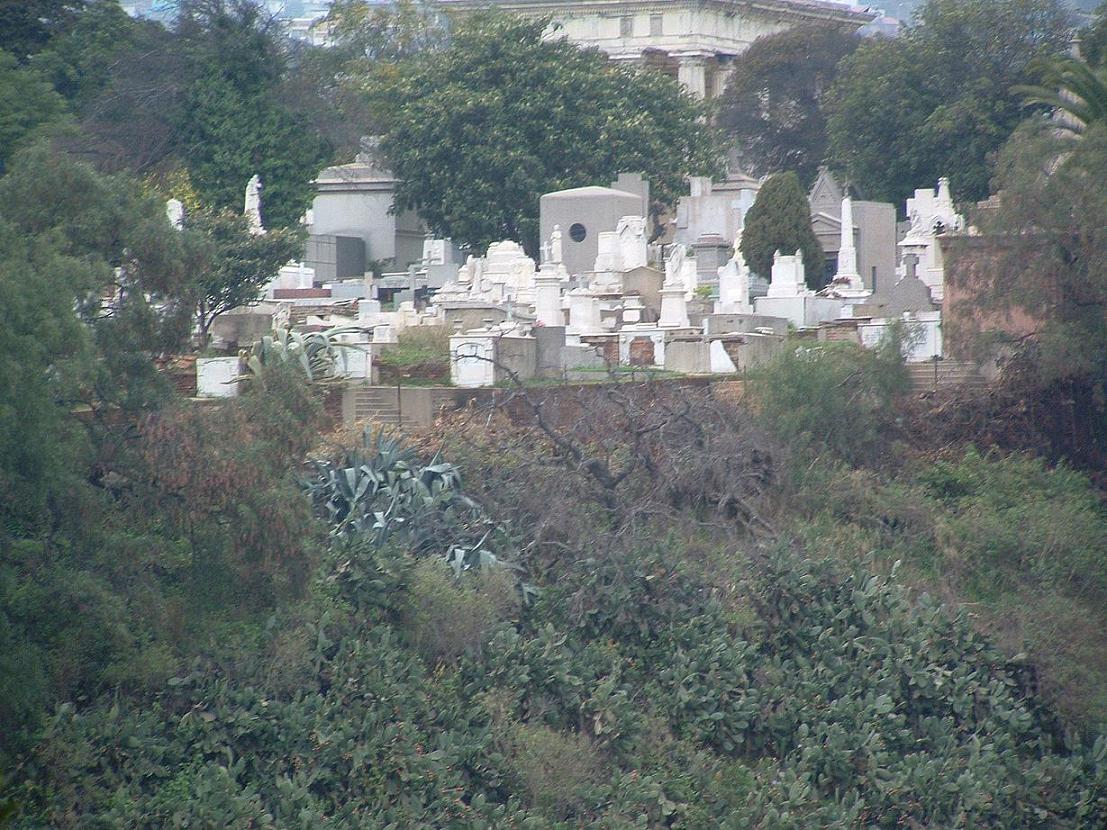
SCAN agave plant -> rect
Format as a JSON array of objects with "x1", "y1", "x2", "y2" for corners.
[
  {"x1": 242, "y1": 326, "x2": 364, "y2": 382},
  {"x1": 305, "y1": 428, "x2": 505, "y2": 572}
]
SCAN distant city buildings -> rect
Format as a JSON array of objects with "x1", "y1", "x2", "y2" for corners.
[{"x1": 120, "y1": 0, "x2": 338, "y2": 40}]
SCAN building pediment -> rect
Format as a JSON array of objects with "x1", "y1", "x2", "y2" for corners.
[{"x1": 811, "y1": 212, "x2": 842, "y2": 235}]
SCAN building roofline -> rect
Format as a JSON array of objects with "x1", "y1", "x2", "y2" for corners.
[{"x1": 438, "y1": 0, "x2": 876, "y2": 28}]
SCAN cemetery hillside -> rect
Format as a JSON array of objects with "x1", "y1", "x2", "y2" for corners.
[{"x1": 4, "y1": 0, "x2": 1107, "y2": 826}]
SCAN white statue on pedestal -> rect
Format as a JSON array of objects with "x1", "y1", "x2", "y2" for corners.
[
  {"x1": 166, "y1": 198, "x2": 185, "y2": 230},
  {"x1": 550, "y1": 225, "x2": 563, "y2": 265},
  {"x1": 244, "y1": 174, "x2": 265, "y2": 235},
  {"x1": 717, "y1": 230, "x2": 752, "y2": 313},
  {"x1": 664, "y1": 243, "x2": 688, "y2": 287}
]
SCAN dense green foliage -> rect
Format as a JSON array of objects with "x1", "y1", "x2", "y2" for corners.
[
  {"x1": 6, "y1": 334, "x2": 1107, "y2": 824},
  {"x1": 0, "y1": 142, "x2": 325, "y2": 767},
  {"x1": 5, "y1": 1, "x2": 1107, "y2": 825},
  {"x1": 1083, "y1": 2, "x2": 1107, "y2": 67},
  {"x1": 718, "y1": 26, "x2": 859, "y2": 188},
  {"x1": 739, "y1": 171, "x2": 825, "y2": 284},
  {"x1": 12, "y1": 0, "x2": 335, "y2": 229},
  {"x1": 750, "y1": 332, "x2": 910, "y2": 468},
  {"x1": 0, "y1": 0, "x2": 86, "y2": 62},
  {"x1": 0, "y1": 51, "x2": 68, "y2": 172},
  {"x1": 825, "y1": 0, "x2": 1072, "y2": 205},
  {"x1": 173, "y1": 1, "x2": 332, "y2": 228},
  {"x1": 363, "y1": 13, "x2": 721, "y2": 253}
]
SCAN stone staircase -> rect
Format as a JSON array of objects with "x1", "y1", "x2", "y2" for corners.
[
  {"x1": 907, "y1": 360, "x2": 987, "y2": 393},
  {"x1": 352, "y1": 386, "x2": 401, "y2": 427},
  {"x1": 347, "y1": 385, "x2": 465, "y2": 429}
]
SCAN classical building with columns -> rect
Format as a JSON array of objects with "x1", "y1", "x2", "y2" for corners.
[{"x1": 439, "y1": 0, "x2": 875, "y2": 98}]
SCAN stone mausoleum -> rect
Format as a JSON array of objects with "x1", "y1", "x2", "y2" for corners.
[{"x1": 440, "y1": 0, "x2": 874, "y2": 97}]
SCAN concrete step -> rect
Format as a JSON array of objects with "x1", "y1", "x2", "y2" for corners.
[{"x1": 907, "y1": 361, "x2": 987, "y2": 391}]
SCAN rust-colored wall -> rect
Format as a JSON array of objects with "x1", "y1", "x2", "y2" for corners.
[{"x1": 941, "y1": 236, "x2": 1043, "y2": 360}]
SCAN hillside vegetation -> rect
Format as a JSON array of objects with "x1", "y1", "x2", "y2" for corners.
[{"x1": 4, "y1": 340, "x2": 1106, "y2": 827}]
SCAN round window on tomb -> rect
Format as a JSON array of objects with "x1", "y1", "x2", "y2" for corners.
[{"x1": 569, "y1": 223, "x2": 587, "y2": 242}]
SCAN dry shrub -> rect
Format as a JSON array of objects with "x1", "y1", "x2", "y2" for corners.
[
  {"x1": 407, "y1": 559, "x2": 518, "y2": 664},
  {"x1": 512, "y1": 723, "x2": 603, "y2": 819},
  {"x1": 436, "y1": 382, "x2": 777, "y2": 576}
]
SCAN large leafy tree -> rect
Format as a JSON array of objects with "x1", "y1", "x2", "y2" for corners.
[
  {"x1": 29, "y1": 0, "x2": 141, "y2": 109},
  {"x1": 187, "y1": 210, "x2": 303, "y2": 341},
  {"x1": 176, "y1": 0, "x2": 332, "y2": 228},
  {"x1": 739, "y1": 171, "x2": 824, "y2": 287},
  {"x1": 949, "y1": 119, "x2": 1107, "y2": 462},
  {"x1": 285, "y1": 0, "x2": 445, "y2": 157},
  {"x1": 825, "y1": 0, "x2": 1071, "y2": 206},
  {"x1": 364, "y1": 13, "x2": 721, "y2": 254},
  {"x1": 0, "y1": 0, "x2": 85, "y2": 62},
  {"x1": 717, "y1": 25, "x2": 859, "y2": 187},
  {"x1": 0, "y1": 144, "x2": 322, "y2": 761},
  {"x1": 0, "y1": 142, "x2": 194, "y2": 417},
  {"x1": 0, "y1": 51, "x2": 69, "y2": 172},
  {"x1": 326, "y1": 0, "x2": 445, "y2": 65}
]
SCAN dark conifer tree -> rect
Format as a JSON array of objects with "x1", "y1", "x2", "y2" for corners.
[{"x1": 739, "y1": 171, "x2": 824, "y2": 288}]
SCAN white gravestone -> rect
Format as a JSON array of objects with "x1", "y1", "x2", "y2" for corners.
[{"x1": 615, "y1": 215, "x2": 648, "y2": 270}]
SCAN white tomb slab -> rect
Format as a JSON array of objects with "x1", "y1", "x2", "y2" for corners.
[
  {"x1": 567, "y1": 288, "x2": 603, "y2": 333},
  {"x1": 765, "y1": 249, "x2": 811, "y2": 298},
  {"x1": 451, "y1": 337, "x2": 496, "y2": 387},
  {"x1": 755, "y1": 252, "x2": 843, "y2": 328},
  {"x1": 166, "y1": 198, "x2": 184, "y2": 230},
  {"x1": 335, "y1": 335, "x2": 373, "y2": 379},
  {"x1": 858, "y1": 311, "x2": 942, "y2": 362},
  {"x1": 658, "y1": 284, "x2": 690, "y2": 328},
  {"x1": 196, "y1": 356, "x2": 241, "y2": 398},
  {"x1": 594, "y1": 231, "x2": 621, "y2": 272}
]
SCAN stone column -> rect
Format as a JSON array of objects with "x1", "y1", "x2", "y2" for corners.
[
  {"x1": 834, "y1": 197, "x2": 864, "y2": 292},
  {"x1": 534, "y1": 267, "x2": 564, "y2": 328},
  {"x1": 676, "y1": 56, "x2": 707, "y2": 99}
]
